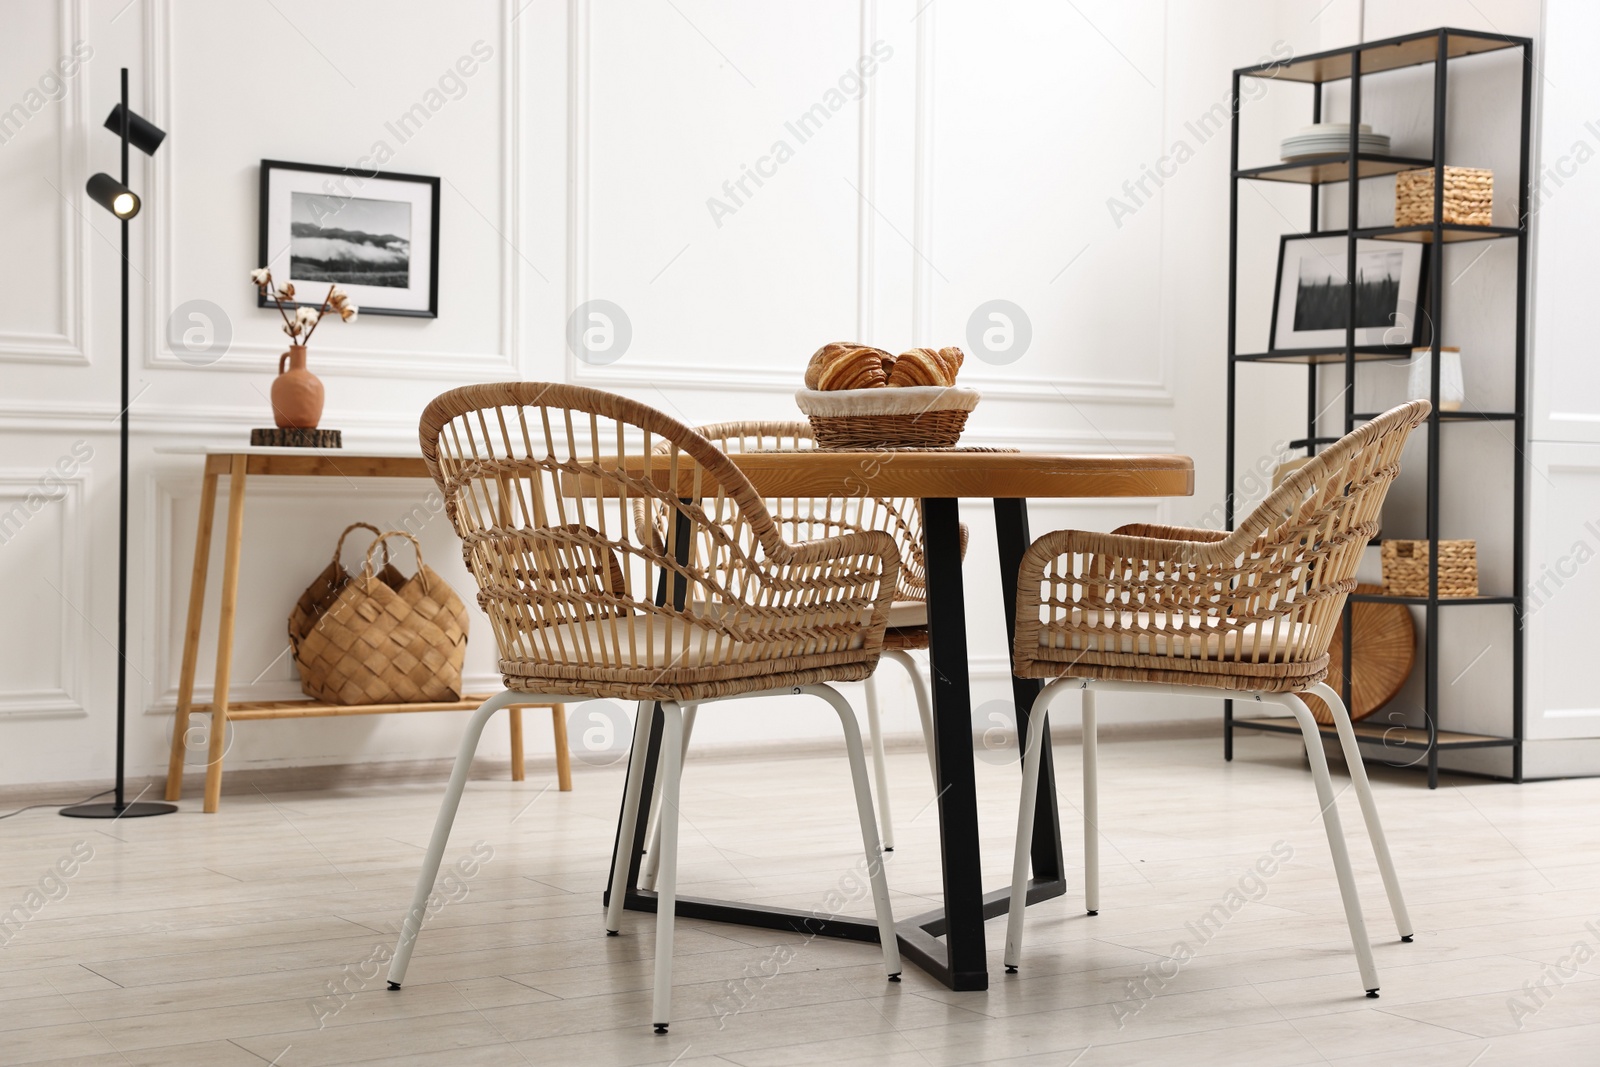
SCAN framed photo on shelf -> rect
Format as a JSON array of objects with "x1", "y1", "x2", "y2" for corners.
[
  {"x1": 258, "y1": 159, "x2": 440, "y2": 318},
  {"x1": 1269, "y1": 234, "x2": 1426, "y2": 350}
]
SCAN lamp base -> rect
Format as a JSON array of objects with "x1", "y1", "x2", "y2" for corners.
[{"x1": 60, "y1": 801, "x2": 177, "y2": 819}]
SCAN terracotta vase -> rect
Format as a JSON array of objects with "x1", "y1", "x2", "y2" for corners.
[{"x1": 271, "y1": 345, "x2": 324, "y2": 429}]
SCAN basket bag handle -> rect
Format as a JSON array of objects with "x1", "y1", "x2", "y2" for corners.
[
  {"x1": 333, "y1": 521, "x2": 391, "y2": 572},
  {"x1": 361, "y1": 530, "x2": 431, "y2": 593}
]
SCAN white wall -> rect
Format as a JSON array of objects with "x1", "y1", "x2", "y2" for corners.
[{"x1": 0, "y1": 0, "x2": 1497, "y2": 788}]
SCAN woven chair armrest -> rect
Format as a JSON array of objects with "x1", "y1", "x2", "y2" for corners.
[
  {"x1": 1020, "y1": 527, "x2": 1229, "y2": 583},
  {"x1": 780, "y1": 529, "x2": 902, "y2": 584},
  {"x1": 1109, "y1": 522, "x2": 1230, "y2": 543}
]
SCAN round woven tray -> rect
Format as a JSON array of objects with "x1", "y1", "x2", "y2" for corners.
[{"x1": 1303, "y1": 584, "x2": 1415, "y2": 724}]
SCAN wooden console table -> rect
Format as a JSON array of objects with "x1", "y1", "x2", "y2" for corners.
[{"x1": 160, "y1": 448, "x2": 571, "y2": 812}]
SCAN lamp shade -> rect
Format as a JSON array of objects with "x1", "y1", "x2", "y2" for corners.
[
  {"x1": 86, "y1": 172, "x2": 140, "y2": 219},
  {"x1": 103, "y1": 103, "x2": 166, "y2": 155}
]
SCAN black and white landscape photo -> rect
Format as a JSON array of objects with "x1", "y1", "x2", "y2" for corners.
[
  {"x1": 1271, "y1": 235, "x2": 1423, "y2": 349},
  {"x1": 1293, "y1": 249, "x2": 1402, "y2": 331},
  {"x1": 289, "y1": 193, "x2": 411, "y2": 289}
]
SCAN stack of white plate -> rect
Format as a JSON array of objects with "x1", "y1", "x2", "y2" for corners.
[{"x1": 1280, "y1": 123, "x2": 1391, "y2": 161}]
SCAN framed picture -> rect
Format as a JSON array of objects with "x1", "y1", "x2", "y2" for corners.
[
  {"x1": 1269, "y1": 234, "x2": 1427, "y2": 350},
  {"x1": 258, "y1": 159, "x2": 440, "y2": 318}
]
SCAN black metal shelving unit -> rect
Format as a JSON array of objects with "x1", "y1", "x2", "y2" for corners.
[{"x1": 1223, "y1": 27, "x2": 1533, "y2": 789}]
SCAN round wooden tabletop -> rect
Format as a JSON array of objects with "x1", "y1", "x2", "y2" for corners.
[{"x1": 567, "y1": 450, "x2": 1194, "y2": 499}]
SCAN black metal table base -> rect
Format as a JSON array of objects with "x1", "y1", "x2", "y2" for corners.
[
  {"x1": 604, "y1": 497, "x2": 1066, "y2": 991},
  {"x1": 615, "y1": 878, "x2": 1068, "y2": 992}
]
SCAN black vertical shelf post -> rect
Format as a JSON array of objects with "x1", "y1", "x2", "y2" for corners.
[
  {"x1": 1340, "y1": 50, "x2": 1363, "y2": 729},
  {"x1": 1223, "y1": 68, "x2": 1242, "y2": 761},
  {"x1": 1511, "y1": 36, "x2": 1533, "y2": 785},
  {"x1": 1224, "y1": 28, "x2": 1530, "y2": 787},
  {"x1": 1424, "y1": 29, "x2": 1449, "y2": 789}
]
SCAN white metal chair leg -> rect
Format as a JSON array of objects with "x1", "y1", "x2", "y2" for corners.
[
  {"x1": 1082, "y1": 686, "x2": 1099, "y2": 916},
  {"x1": 606, "y1": 701, "x2": 657, "y2": 936},
  {"x1": 1271, "y1": 692, "x2": 1382, "y2": 996},
  {"x1": 862, "y1": 676, "x2": 896, "y2": 851},
  {"x1": 800, "y1": 684, "x2": 902, "y2": 980},
  {"x1": 1005, "y1": 679, "x2": 1069, "y2": 971},
  {"x1": 1311, "y1": 682, "x2": 1413, "y2": 941},
  {"x1": 650, "y1": 703, "x2": 685, "y2": 1033},
  {"x1": 642, "y1": 705, "x2": 696, "y2": 890},
  {"x1": 387, "y1": 689, "x2": 524, "y2": 990},
  {"x1": 883, "y1": 649, "x2": 938, "y2": 786}
]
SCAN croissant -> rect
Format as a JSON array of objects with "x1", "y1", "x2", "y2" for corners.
[
  {"x1": 886, "y1": 346, "x2": 964, "y2": 387},
  {"x1": 805, "y1": 342, "x2": 893, "y2": 391}
]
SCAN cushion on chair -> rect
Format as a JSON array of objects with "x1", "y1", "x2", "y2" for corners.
[
  {"x1": 885, "y1": 600, "x2": 928, "y2": 629},
  {"x1": 1038, "y1": 608, "x2": 1312, "y2": 661},
  {"x1": 526, "y1": 611, "x2": 870, "y2": 670}
]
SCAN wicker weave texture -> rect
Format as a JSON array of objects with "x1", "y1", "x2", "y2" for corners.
[
  {"x1": 1381, "y1": 538, "x2": 1479, "y2": 597},
  {"x1": 1394, "y1": 167, "x2": 1493, "y2": 227},
  {"x1": 292, "y1": 530, "x2": 469, "y2": 704},
  {"x1": 632, "y1": 420, "x2": 973, "y2": 646},
  {"x1": 1012, "y1": 401, "x2": 1431, "y2": 692},
  {"x1": 418, "y1": 386, "x2": 900, "y2": 702}
]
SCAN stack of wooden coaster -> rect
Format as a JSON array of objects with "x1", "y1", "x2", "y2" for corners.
[{"x1": 250, "y1": 428, "x2": 343, "y2": 448}]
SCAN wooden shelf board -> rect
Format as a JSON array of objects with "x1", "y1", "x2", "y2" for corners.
[
  {"x1": 1361, "y1": 224, "x2": 1522, "y2": 244},
  {"x1": 1354, "y1": 411, "x2": 1518, "y2": 422},
  {"x1": 1235, "y1": 717, "x2": 1514, "y2": 749},
  {"x1": 1234, "y1": 347, "x2": 1413, "y2": 365},
  {"x1": 1241, "y1": 28, "x2": 1524, "y2": 84},
  {"x1": 1236, "y1": 154, "x2": 1432, "y2": 185},
  {"x1": 1348, "y1": 593, "x2": 1516, "y2": 606}
]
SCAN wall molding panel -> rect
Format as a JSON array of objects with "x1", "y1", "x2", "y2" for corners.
[
  {"x1": 0, "y1": 0, "x2": 90, "y2": 367},
  {"x1": 0, "y1": 471, "x2": 89, "y2": 718}
]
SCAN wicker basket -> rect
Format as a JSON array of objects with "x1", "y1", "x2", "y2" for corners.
[
  {"x1": 794, "y1": 387, "x2": 980, "y2": 450},
  {"x1": 290, "y1": 529, "x2": 468, "y2": 704},
  {"x1": 1381, "y1": 538, "x2": 1478, "y2": 597},
  {"x1": 1394, "y1": 167, "x2": 1493, "y2": 227}
]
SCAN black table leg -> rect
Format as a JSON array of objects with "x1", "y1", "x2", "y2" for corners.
[
  {"x1": 993, "y1": 499, "x2": 1066, "y2": 888},
  {"x1": 903, "y1": 496, "x2": 989, "y2": 990},
  {"x1": 604, "y1": 500, "x2": 691, "y2": 909}
]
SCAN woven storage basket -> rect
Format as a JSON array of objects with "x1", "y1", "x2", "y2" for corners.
[
  {"x1": 290, "y1": 529, "x2": 468, "y2": 704},
  {"x1": 1394, "y1": 167, "x2": 1493, "y2": 227},
  {"x1": 794, "y1": 386, "x2": 980, "y2": 449},
  {"x1": 1381, "y1": 538, "x2": 1478, "y2": 597}
]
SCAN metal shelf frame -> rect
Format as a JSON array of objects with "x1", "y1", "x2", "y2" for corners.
[{"x1": 1225, "y1": 27, "x2": 1533, "y2": 788}]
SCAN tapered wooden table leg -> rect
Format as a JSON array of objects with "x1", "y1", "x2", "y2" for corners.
[
  {"x1": 552, "y1": 704, "x2": 572, "y2": 791},
  {"x1": 167, "y1": 470, "x2": 219, "y2": 802},
  {"x1": 509, "y1": 706, "x2": 525, "y2": 781},
  {"x1": 203, "y1": 456, "x2": 248, "y2": 813}
]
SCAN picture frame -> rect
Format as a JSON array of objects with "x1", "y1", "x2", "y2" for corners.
[
  {"x1": 1269, "y1": 233, "x2": 1427, "y2": 350},
  {"x1": 258, "y1": 159, "x2": 440, "y2": 318}
]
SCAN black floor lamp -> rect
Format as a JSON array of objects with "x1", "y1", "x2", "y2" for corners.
[{"x1": 64, "y1": 69, "x2": 176, "y2": 819}]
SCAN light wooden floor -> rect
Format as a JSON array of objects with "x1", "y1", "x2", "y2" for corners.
[{"x1": 4, "y1": 728, "x2": 1599, "y2": 1066}]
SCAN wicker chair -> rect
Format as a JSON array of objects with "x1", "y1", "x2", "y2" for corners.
[
  {"x1": 630, "y1": 421, "x2": 949, "y2": 879},
  {"x1": 1004, "y1": 401, "x2": 1430, "y2": 998},
  {"x1": 384, "y1": 384, "x2": 903, "y2": 1033}
]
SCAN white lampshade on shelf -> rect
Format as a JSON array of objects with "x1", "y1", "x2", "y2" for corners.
[{"x1": 1408, "y1": 346, "x2": 1465, "y2": 411}]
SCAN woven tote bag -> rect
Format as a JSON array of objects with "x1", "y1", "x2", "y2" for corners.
[
  {"x1": 290, "y1": 529, "x2": 469, "y2": 705},
  {"x1": 288, "y1": 522, "x2": 405, "y2": 656}
]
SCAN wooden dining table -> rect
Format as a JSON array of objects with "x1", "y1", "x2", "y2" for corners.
[{"x1": 603, "y1": 447, "x2": 1194, "y2": 992}]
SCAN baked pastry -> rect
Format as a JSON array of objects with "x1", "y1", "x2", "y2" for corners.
[
  {"x1": 804, "y1": 342, "x2": 893, "y2": 390},
  {"x1": 886, "y1": 346, "x2": 964, "y2": 387}
]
